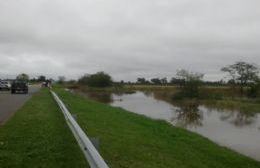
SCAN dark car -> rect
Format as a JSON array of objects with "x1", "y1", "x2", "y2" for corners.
[{"x1": 11, "y1": 80, "x2": 28, "y2": 94}]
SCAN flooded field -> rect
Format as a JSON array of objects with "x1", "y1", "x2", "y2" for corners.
[{"x1": 82, "y1": 91, "x2": 260, "y2": 161}]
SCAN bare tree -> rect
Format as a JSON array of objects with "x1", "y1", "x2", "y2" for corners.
[
  {"x1": 175, "y1": 69, "x2": 204, "y2": 98},
  {"x1": 221, "y1": 62, "x2": 259, "y2": 93}
]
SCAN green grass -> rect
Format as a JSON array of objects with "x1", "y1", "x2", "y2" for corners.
[
  {"x1": 202, "y1": 99, "x2": 260, "y2": 113},
  {"x1": 55, "y1": 88, "x2": 260, "y2": 168},
  {"x1": 0, "y1": 89, "x2": 88, "y2": 168}
]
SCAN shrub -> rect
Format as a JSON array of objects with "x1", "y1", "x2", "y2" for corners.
[
  {"x1": 173, "y1": 69, "x2": 204, "y2": 99},
  {"x1": 78, "y1": 72, "x2": 113, "y2": 87},
  {"x1": 247, "y1": 83, "x2": 260, "y2": 98}
]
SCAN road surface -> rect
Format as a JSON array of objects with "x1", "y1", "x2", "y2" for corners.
[{"x1": 0, "y1": 85, "x2": 40, "y2": 125}]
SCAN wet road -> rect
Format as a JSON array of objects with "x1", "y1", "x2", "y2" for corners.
[{"x1": 0, "y1": 85, "x2": 40, "y2": 125}]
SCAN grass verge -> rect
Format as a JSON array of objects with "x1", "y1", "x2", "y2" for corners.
[
  {"x1": 55, "y1": 88, "x2": 260, "y2": 168},
  {"x1": 0, "y1": 89, "x2": 88, "y2": 168}
]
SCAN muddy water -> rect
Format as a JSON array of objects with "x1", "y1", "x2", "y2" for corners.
[{"x1": 83, "y1": 91, "x2": 260, "y2": 161}]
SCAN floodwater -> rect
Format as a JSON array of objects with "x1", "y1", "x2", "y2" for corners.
[{"x1": 83, "y1": 91, "x2": 260, "y2": 161}]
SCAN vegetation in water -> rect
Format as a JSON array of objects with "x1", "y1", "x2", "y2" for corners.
[{"x1": 59, "y1": 61, "x2": 260, "y2": 113}]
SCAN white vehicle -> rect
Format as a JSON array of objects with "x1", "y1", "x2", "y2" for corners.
[{"x1": 0, "y1": 81, "x2": 11, "y2": 90}]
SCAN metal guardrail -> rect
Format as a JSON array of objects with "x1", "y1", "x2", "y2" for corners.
[{"x1": 50, "y1": 90, "x2": 109, "y2": 168}]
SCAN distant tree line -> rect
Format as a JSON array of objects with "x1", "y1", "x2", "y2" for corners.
[
  {"x1": 131, "y1": 77, "x2": 224, "y2": 86},
  {"x1": 76, "y1": 61, "x2": 259, "y2": 99},
  {"x1": 29, "y1": 75, "x2": 54, "y2": 84}
]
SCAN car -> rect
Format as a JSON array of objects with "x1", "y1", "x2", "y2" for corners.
[
  {"x1": 11, "y1": 80, "x2": 29, "y2": 94},
  {"x1": 0, "y1": 81, "x2": 11, "y2": 90}
]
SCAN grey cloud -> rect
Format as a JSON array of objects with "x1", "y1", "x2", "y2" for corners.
[{"x1": 0, "y1": 0, "x2": 259, "y2": 81}]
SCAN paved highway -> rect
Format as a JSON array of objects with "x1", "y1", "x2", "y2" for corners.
[{"x1": 0, "y1": 85, "x2": 40, "y2": 125}]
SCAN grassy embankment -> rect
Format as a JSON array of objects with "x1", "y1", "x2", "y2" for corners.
[
  {"x1": 54, "y1": 87, "x2": 260, "y2": 168},
  {"x1": 0, "y1": 89, "x2": 88, "y2": 168}
]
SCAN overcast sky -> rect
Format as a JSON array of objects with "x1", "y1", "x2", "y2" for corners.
[{"x1": 0, "y1": 0, "x2": 259, "y2": 81}]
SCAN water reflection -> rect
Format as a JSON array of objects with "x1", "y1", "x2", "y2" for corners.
[
  {"x1": 78, "y1": 90, "x2": 260, "y2": 160},
  {"x1": 83, "y1": 90, "x2": 259, "y2": 128},
  {"x1": 219, "y1": 111, "x2": 256, "y2": 127},
  {"x1": 172, "y1": 102, "x2": 203, "y2": 128},
  {"x1": 152, "y1": 91, "x2": 258, "y2": 128},
  {"x1": 143, "y1": 91, "x2": 153, "y2": 97},
  {"x1": 84, "y1": 92, "x2": 113, "y2": 104},
  {"x1": 80, "y1": 91, "x2": 136, "y2": 104},
  {"x1": 200, "y1": 104, "x2": 258, "y2": 128}
]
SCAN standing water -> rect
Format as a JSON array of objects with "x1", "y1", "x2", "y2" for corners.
[
  {"x1": 84, "y1": 91, "x2": 260, "y2": 161},
  {"x1": 111, "y1": 92, "x2": 260, "y2": 160}
]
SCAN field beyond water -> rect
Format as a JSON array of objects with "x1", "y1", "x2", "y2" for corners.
[
  {"x1": 0, "y1": 89, "x2": 88, "y2": 168},
  {"x1": 69, "y1": 84, "x2": 260, "y2": 113},
  {"x1": 55, "y1": 87, "x2": 260, "y2": 168}
]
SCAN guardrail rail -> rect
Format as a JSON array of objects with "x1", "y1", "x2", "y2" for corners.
[{"x1": 51, "y1": 90, "x2": 109, "y2": 168}]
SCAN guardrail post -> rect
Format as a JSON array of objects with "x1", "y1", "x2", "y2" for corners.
[{"x1": 50, "y1": 90, "x2": 109, "y2": 168}]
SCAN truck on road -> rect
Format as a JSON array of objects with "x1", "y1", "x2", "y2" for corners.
[{"x1": 11, "y1": 80, "x2": 28, "y2": 94}]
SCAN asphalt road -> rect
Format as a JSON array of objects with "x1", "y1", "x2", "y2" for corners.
[{"x1": 0, "y1": 85, "x2": 40, "y2": 125}]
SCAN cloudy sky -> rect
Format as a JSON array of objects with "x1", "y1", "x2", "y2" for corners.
[{"x1": 0, "y1": 0, "x2": 259, "y2": 81}]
